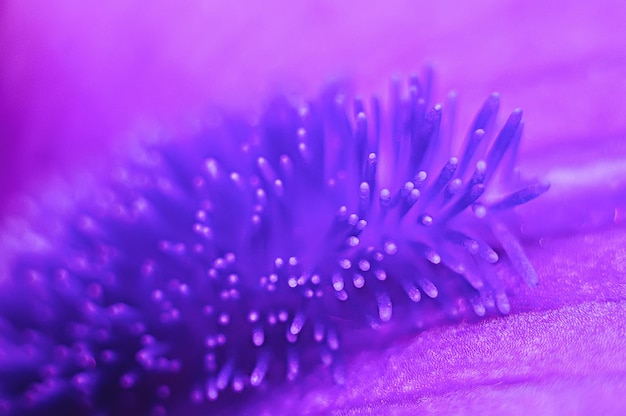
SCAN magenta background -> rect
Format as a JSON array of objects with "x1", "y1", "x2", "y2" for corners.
[{"x1": 1, "y1": 0, "x2": 625, "y2": 212}]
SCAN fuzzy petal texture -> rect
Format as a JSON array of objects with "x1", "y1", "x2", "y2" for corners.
[{"x1": 237, "y1": 226, "x2": 626, "y2": 415}]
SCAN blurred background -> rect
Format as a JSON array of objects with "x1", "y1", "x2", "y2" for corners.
[{"x1": 1, "y1": 0, "x2": 625, "y2": 212}]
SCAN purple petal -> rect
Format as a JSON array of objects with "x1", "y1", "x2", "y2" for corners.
[{"x1": 1, "y1": 0, "x2": 626, "y2": 414}]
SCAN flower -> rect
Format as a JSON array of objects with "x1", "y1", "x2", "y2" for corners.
[{"x1": 1, "y1": 0, "x2": 626, "y2": 415}]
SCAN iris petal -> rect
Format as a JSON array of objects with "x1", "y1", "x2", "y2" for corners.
[{"x1": 1, "y1": 0, "x2": 626, "y2": 415}]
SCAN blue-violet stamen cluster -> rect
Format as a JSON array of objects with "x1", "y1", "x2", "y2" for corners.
[{"x1": 0, "y1": 75, "x2": 548, "y2": 415}]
